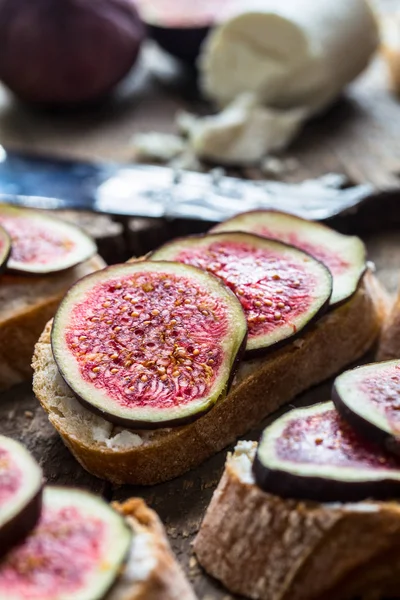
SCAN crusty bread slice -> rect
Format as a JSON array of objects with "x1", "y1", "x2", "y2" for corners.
[
  {"x1": 108, "y1": 498, "x2": 196, "y2": 600},
  {"x1": 0, "y1": 255, "x2": 105, "y2": 391},
  {"x1": 194, "y1": 441, "x2": 400, "y2": 600},
  {"x1": 377, "y1": 286, "x2": 400, "y2": 361},
  {"x1": 32, "y1": 271, "x2": 388, "y2": 485}
]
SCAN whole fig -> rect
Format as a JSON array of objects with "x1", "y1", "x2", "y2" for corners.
[{"x1": 0, "y1": 0, "x2": 145, "y2": 106}]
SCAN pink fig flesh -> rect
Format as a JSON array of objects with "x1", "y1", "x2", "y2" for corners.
[
  {"x1": 0, "y1": 205, "x2": 96, "y2": 274},
  {"x1": 0, "y1": 224, "x2": 10, "y2": 272},
  {"x1": 275, "y1": 406, "x2": 396, "y2": 469},
  {"x1": 333, "y1": 360, "x2": 400, "y2": 455},
  {"x1": 0, "y1": 488, "x2": 131, "y2": 600},
  {"x1": 212, "y1": 210, "x2": 366, "y2": 306},
  {"x1": 151, "y1": 232, "x2": 332, "y2": 355},
  {"x1": 0, "y1": 436, "x2": 43, "y2": 558},
  {"x1": 254, "y1": 402, "x2": 400, "y2": 502},
  {"x1": 52, "y1": 262, "x2": 247, "y2": 427}
]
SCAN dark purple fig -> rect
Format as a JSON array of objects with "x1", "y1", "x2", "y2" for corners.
[
  {"x1": 0, "y1": 205, "x2": 97, "y2": 275},
  {"x1": 0, "y1": 487, "x2": 132, "y2": 599},
  {"x1": 51, "y1": 261, "x2": 247, "y2": 428},
  {"x1": 0, "y1": 224, "x2": 11, "y2": 273},
  {"x1": 150, "y1": 232, "x2": 332, "y2": 357},
  {"x1": 212, "y1": 210, "x2": 366, "y2": 307},
  {"x1": 137, "y1": 0, "x2": 228, "y2": 64},
  {"x1": 0, "y1": 435, "x2": 43, "y2": 558},
  {"x1": 333, "y1": 360, "x2": 400, "y2": 457},
  {"x1": 253, "y1": 401, "x2": 400, "y2": 502},
  {"x1": 0, "y1": 0, "x2": 145, "y2": 107}
]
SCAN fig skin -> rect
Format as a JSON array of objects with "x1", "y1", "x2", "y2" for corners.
[
  {"x1": 147, "y1": 23, "x2": 209, "y2": 65},
  {"x1": 253, "y1": 402, "x2": 400, "y2": 502},
  {"x1": 0, "y1": 488, "x2": 43, "y2": 560},
  {"x1": 136, "y1": 0, "x2": 226, "y2": 64},
  {"x1": 253, "y1": 453, "x2": 400, "y2": 503},
  {"x1": 0, "y1": 224, "x2": 11, "y2": 274},
  {"x1": 332, "y1": 361, "x2": 400, "y2": 457},
  {"x1": 51, "y1": 261, "x2": 248, "y2": 428},
  {"x1": 0, "y1": 435, "x2": 44, "y2": 559},
  {"x1": 0, "y1": 204, "x2": 98, "y2": 275},
  {"x1": 0, "y1": 0, "x2": 145, "y2": 107}
]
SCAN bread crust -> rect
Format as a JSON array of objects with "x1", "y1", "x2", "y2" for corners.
[
  {"x1": 377, "y1": 288, "x2": 400, "y2": 361},
  {"x1": 0, "y1": 255, "x2": 105, "y2": 391},
  {"x1": 108, "y1": 498, "x2": 196, "y2": 600},
  {"x1": 32, "y1": 272, "x2": 387, "y2": 485},
  {"x1": 194, "y1": 442, "x2": 400, "y2": 600}
]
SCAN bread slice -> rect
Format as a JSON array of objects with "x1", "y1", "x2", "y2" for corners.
[
  {"x1": 377, "y1": 287, "x2": 400, "y2": 361},
  {"x1": 108, "y1": 498, "x2": 196, "y2": 600},
  {"x1": 32, "y1": 271, "x2": 388, "y2": 485},
  {"x1": 0, "y1": 255, "x2": 105, "y2": 391},
  {"x1": 194, "y1": 441, "x2": 400, "y2": 600}
]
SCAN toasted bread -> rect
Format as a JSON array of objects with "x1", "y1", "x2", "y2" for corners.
[
  {"x1": 0, "y1": 255, "x2": 105, "y2": 391},
  {"x1": 109, "y1": 498, "x2": 196, "y2": 600},
  {"x1": 32, "y1": 271, "x2": 387, "y2": 485},
  {"x1": 194, "y1": 441, "x2": 400, "y2": 600}
]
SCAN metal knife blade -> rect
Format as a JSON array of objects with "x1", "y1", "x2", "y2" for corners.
[{"x1": 0, "y1": 146, "x2": 389, "y2": 224}]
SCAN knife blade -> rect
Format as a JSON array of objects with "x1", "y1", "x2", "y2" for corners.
[{"x1": 0, "y1": 146, "x2": 396, "y2": 229}]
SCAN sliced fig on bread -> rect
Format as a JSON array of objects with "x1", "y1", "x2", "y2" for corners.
[
  {"x1": 151, "y1": 232, "x2": 332, "y2": 356},
  {"x1": 0, "y1": 487, "x2": 132, "y2": 600},
  {"x1": 51, "y1": 261, "x2": 247, "y2": 428},
  {"x1": 212, "y1": 210, "x2": 366, "y2": 306},
  {"x1": 0, "y1": 224, "x2": 11, "y2": 273},
  {"x1": 0, "y1": 435, "x2": 43, "y2": 558},
  {"x1": 0, "y1": 205, "x2": 97, "y2": 274},
  {"x1": 333, "y1": 360, "x2": 400, "y2": 456},
  {"x1": 253, "y1": 402, "x2": 400, "y2": 502}
]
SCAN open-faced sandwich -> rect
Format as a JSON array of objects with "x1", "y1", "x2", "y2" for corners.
[
  {"x1": 0, "y1": 205, "x2": 104, "y2": 391},
  {"x1": 0, "y1": 204, "x2": 105, "y2": 390},
  {"x1": 32, "y1": 210, "x2": 387, "y2": 485},
  {"x1": 0, "y1": 434, "x2": 195, "y2": 600},
  {"x1": 194, "y1": 359, "x2": 400, "y2": 600}
]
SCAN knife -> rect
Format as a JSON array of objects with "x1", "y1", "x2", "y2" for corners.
[{"x1": 0, "y1": 147, "x2": 398, "y2": 232}]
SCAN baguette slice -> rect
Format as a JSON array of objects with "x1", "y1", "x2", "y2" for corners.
[
  {"x1": 194, "y1": 442, "x2": 400, "y2": 600},
  {"x1": 377, "y1": 286, "x2": 400, "y2": 361},
  {"x1": 108, "y1": 498, "x2": 196, "y2": 600},
  {"x1": 0, "y1": 255, "x2": 105, "y2": 391},
  {"x1": 32, "y1": 272, "x2": 387, "y2": 485}
]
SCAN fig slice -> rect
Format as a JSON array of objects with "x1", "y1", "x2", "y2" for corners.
[
  {"x1": 0, "y1": 205, "x2": 97, "y2": 274},
  {"x1": 0, "y1": 223, "x2": 11, "y2": 272},
  {"x1": 253, "y1": 401, "x2": 400, "y2": 502},
  {"x1": 0, "y1": 435, "x2": 43, "y2": 558},
  {"x1": 333, "y1": 360, "x2": 400, "y2": 456},
  {"x1": 212, "y1": 210, "x2": 366, "y2": 306},
  {"x1": 150, "y1": 232, "x2": 332, "y2": 356},
  {"x1": 0, "y1": 487, "x2": 132, "y2": 600},
  {"x1": 51, "y1": 261, "x2": 247, "y2": 428}
]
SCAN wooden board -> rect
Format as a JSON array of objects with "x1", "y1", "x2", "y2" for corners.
[{"x1": 1, "y1": 2, "x2": 400, "y2": 598}]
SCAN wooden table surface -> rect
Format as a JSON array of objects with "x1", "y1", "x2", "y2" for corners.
[{"x1": 1, "y1": 1, "x2": 400, "y2": 598}]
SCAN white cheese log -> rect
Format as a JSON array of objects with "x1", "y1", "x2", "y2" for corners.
[{"x1": 199, "y1": 0, "x2": 379, "y2": 113}]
